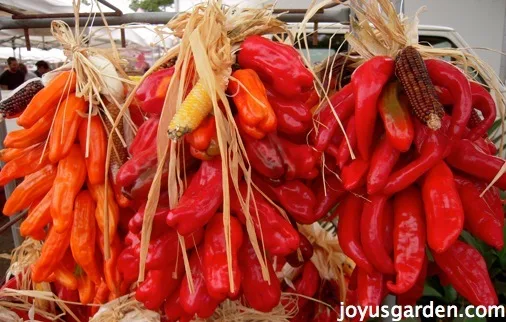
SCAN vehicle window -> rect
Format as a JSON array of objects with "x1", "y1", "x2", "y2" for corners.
[{"x1": 298, "y1": 33, "x2": 346, "y2": 64}]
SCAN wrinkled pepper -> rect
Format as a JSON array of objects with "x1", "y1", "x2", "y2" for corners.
[
  {"x1": 98, "y1": 234, "x2": 122, "y2": 299},
  {"x1": 89, "y1": 281, "x2": 110, "y2": 316},
  {"x1": 0, "y1": 143, "x2": 50, "y2": 186},
  {"x1": 32, "y1": 226, "x2": 71, "y2": 283},
  {"x1": 128, "y1": 116, "x2": 159, "y2": 156},
  {"x1": 129, "y1": 202, "x2": 171, "y2": 238},
  {"x1": 77, "y1": 273, "x2": 95, "y2": 305},
  {"x1": 266, "y1": 87, "x2": 312, "y2": 134},
  {"x1": 135, "y1": 67, "x2": 175, "y2": 115},
  {"x1": 4, "y1": 108, "x2": 55, "y2": 149},
  {"x1": 367, "y1": 136, "x2": 400, "y2": 195},
  {"x1": 20, "y1": 189, "x2": 53, "y2": 239},
  {"x1": 78, "y1": 115, "x2": 107, "y2": 185},
  {"x1": 241, "y1": 130, "x2": 284, "y2": 179},
  {"x1": 117, "y1": 246, "x2": 139, "y2": 285},
  {"x1": 116, "y1": 142, "x2": 157, "y2": 188},
  {"x1": 0, "y1": 145, "x2": 37, "y2": 163},
  {"x1": 88, "y1": 180, "x2": 120, "y2": 244}
]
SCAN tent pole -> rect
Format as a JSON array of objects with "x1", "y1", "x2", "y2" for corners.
[{"x1": 23, "y1": 28, "x2": 31, "y2": 51}]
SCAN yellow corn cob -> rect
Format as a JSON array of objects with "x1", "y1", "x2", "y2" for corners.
[
  {"x1": 168, "y1": 80, "x2": 212, "y2": 140},
  {"x1": 395, "y1": 46, "x2": 444, "y2": 130}
]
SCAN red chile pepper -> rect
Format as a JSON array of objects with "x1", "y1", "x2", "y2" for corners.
[
  {"x1": 135, "y1": 67, "x2": 175, "y2": 115},
  {"x1": 482, "y1": 185, "x2": 504, "y2": 222},
  {"x1": 241, "y1": 129, "x2": 284, "y2": 179},
  {"x1": 367, "y1": 136, "x2": 401, "y2": 195},
  {"x1": 117, "y1": 246, "x2": 139, "y2": 285},
  {"x1": 203, "y1": 213, "x2": 244, "y2": 300},
  {"x1": 433, "y1": 240, "x2": 498, "y2": 306},
  {"x1": 290, "y1": 302, "x2": 314, "y2": 322},
  {"x1": 116, "y1": 142, "x2": 157, "y2": 188},
  {"x1": 252, "y1": 173, "x2": 317, "y2": 224},
  {"x1": 313, "y1": 84, "x2": 355, "y2": 151},
  {"x1": 356, "y1": 267, "x2": 385, "y2": 321},
  {"x1": 336, "y1": 193, "x2": 375, "y2": 273},
  {"x1": 127, "y1": 166, "x2": 169, "y2": 201},
  {"x1": 286, "y1": 232, "x2": 314, "y2": 267},
  {"x1": 454, "y1": 175, "x2": 504, "y2": 250},
  {"x1": 425, "y1": 59, "x2": 472, "y2": 143},
  {"x1": 269, "y1": 134, "x2": 320, "y2": 180},
  {"x1": 266, "y1": 87, "x2": 312, "y2": 134},
  {"x1": 128, "y1": 116, "x2": 158, "y2": 156},
  {"x1": 337, "y1": 116, "x2": 357, "y2": 169},
  {"x1": 283, "y1": 261, "x2": 321, "y2": 313},
  {"x1": 422, "y1": 161, "x2": 464, "y2": 253},
  {"x1": 238, "y1": 35, "x2": 314, "y2": 99},
  {"x1": 165, "y1": 289, "x2": 193, "y2": 322},
  {"x1": 239, "y1": 239, "x2": 281, "y2": 312},
  {"x1": 313, "y1": 306, "x2": 338, "y2": 322},
  {"x1": 185, "y1": 115, "x2": 220, "y2": 161},
  {"x1": 166, "y1": 158, "x2": 223, "y2": 236},
  {"x1": 180, "y1": 247, "x2": 221, "y2": 318},
  {"x1": 231, "y1": 182, "x2": 300, "y2": 256},
  {"x1": 312, "y1": 174, "x2": 347, "y2": 220},
  {"x1": 396, "y1": 255, "x2": 428, "y2": 307},
  {"x1": 128, "y1": 202, "x2": 170, "y2": 238},
  {"x1": 446, "y1": 139, "x2": 506, "y2": 190},
  {"x1": 383, "y1": 200, "x2": 394, "y2": 256},
  {"x1": 352, "y1": 56, "x2": 395, "y2": 160},
  {"x1": 387, "y1": 186, "x2": 426, "y2": 294},
  {"x1": 467, "y1": 82, "x2": 496, "y2": 141},
  {"x1": 378, "y1": 82, "x2": 414, "y2": 152},
  {"x1": 360, "y1": 195, "x2": 395, "y2": 275},
  {"x1": 435, "y1": 86, "x2": 453, "y2": 105},
  {"x1": 341, "y1": 158, "x2": 369, "y2": 191},
  {"x1": 135, "y1": 259, "x2": 184, "y2": 310}
]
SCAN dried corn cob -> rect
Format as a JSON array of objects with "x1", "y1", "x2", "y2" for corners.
[
  {"x1": 0, "y1": 79, "x2": 44, "y2": 119},
  {"x1": 395, "y1": 46, "x2": 445, "y2": 130},
  {"x1": 468, "y1": 109, "x2": 482, "y2": 129}
]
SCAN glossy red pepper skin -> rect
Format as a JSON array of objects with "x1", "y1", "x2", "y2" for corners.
[
  {"x1": 425, "y1": 59, "x2": 472, "y2": 143},
  {"x1": 314, "y1": 84, "x2": 355, "y2": 151},
  {"x1": 312, "y1": 174, "x2": 347, "y2": 220},
  {"x1": 238, "y1": 35, "x2": 314, "y2": 99},
  {"x1": 467, "y1": 82, "x2": 497, "y2": 140},
  {"x1": 180, "y1": 248, "x2": 221, "y2": 318},
  {"x1": 454, "y1": 175, "x2": 504, "y2": 250},
  {"x1": 269, "y1": 134, "x2": 320, "y2": 180},
  {"x1": 203, "y1": 213, "x2": 244, "y2": 300},
  {"x1": 356, "y1": 267, "x2": 386, "y2": 321},
  {"x1": 135, "y1": 67, "x2": 175, "y2": 115},
  {"x1": 446, "y1": 139, "x2": 506, "y2": 190},
  {"x1": 128, "y1": 116, "x2": 158, "y2": 156},
  {"x1": 166, "y1": 158, "x2": 223, "y2": 236},
  {"x1": 422, "y1": 161, "x2": 464, "y2": 253},
  {"x1": 284, "y1": 261, "x2": 321, "y2": 313},
  {"x1": 231, "y1": 182, "x2": 300, "y2": 256},
  {"x1": 367, "y1": 136, "x2": 401, "y2": 195},
  {"x1": 117, "y1": 246, "x2": 139, "y2": 285},
  {"x1": 286, "y1": 232, "x2": 314, "y2": 267},
  {"x1": 252, "y1": 173, "x2": 317, "y2": 224},
  {"x1": 387, "y1": 186, "x2": 426, "y2": 294},
  {"x1": 239, "y1": 239, "x2": 281, "y2": 312},
  {"x1": 336, "y1": 193, "x2": 375, "y2": 274},
  {"x1": 383, "y1": 200, "x2": 394, "y2": 256},
  {"x1": 341, "y1": 158, "x2": 369, "y2": 191},
  {"x1": 116, "y1": 143, "x2": 157, "y2": 188},
  {"x1": 266, "y1": 87, "x2": 312, "y2": 134},
  {"x1": 352, "y1": 56, "x2": 395, "y2": 160},
  {"x1": 360, "y1": 195, "x2": 395, "y2": 274},
  {"x1": 433, "y1": 240, "x2": 498, "y2": 306},
  {"x1": 396, "y1": 255, "x2": 428, "y2": 306},
  {"x1": 337, "y1": 116, "x2": 357, "y2": 169},
  {"x1": 241, "y1": 131, "x2": 285, "y2": 179},
  {"x1": 128, "y1": 202, "x2": 170, "y2": 238}
]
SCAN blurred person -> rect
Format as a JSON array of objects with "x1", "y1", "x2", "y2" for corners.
[
  {"x1": 0, "y1": 57, "x2": 24, "y2": 90},
  {"x1": 34, "y1": 60, "x2": 50, "y2": 77},
  {"x1": 19, "y1": 63, "x2": 38, "y2": 81}
]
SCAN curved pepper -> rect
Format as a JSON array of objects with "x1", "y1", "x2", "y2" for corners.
[
  {"x1": 286, "y1": 232, "x2": 314, "y2": 267},
  {"x1": 238, "y1": 35, "x2": 314, "y2": 99},
  {"x1": 269, "y1": 134, "x2": 320, "y2": 180},
  {"x1": 203, "y1": 213, "x2": 244, "y2": 300},
  {"x1": 240, "y1": 131, "x2": 284, "y2": 179},
  {"x1": 433, "y1": 240, "x2": 498, "y2": 306},
  {"x1": 78, "y1": 115, "x2": 107, "y2": 185},
  {"x1": 117, "y1": 246, "x2": 139, "y2": 285},
  {"x1": 378, "y1": 82, "x2": 414, "y2": 152},
  {"x1": 425, "y1": 59, "x2": 472, "y2": 143},
  {"x1": 135, "y1": 67, "x2": 175, "y2": 115},
  {"x1": 89, "y1": 281, "x2": 110, "y2": 316},
  {"x1": 266, "y1": 87, "x2": 312, "y2": 134},
  {"x1": 32, "y1": 226, "x2": 71, "y2": 282},
  {"x1": 422, "y1": 161, "x2": 464, "y2": 253},
  {"x1": 166, "y1": 158, "x2": 223, "y2": 236},
  {"x1": 128, "y1": 203, "x2": 171, "y2": 238},
  {"x1": 351, "y1": 56, "x2": 395, "y2": 160},
  {"x1": 467, "y1": 82, "x2": 496, "y2": 141},
  {"x1": 312, "y1": 174, "x2": 347, "y2": 220},
  {"x1": 20, "y1": 189, "x2": 52, "y2": 239},
  {"x1": 341, "y1": 158, "x2": 369, "y2": 191},
  {"x1": 4, "y1": 108, "x2": 54, "y2": 149},
  {"x1": 77, "y1": 273, "x2": 95, "y2": 305},
  {"x1": 356, "y1": 267, "x2": 386, "y2": 321},
  {"x1": 336, "y1": 116, "x2": 357, "y2": 169},
  {"x1": 387, "y1": 186, "x2": 426, "y2": 294},
  {"x1": 129, "y1": 117, "x2": 158, "y2": 156},
  {"x1": 283, "y1": 261, "x2": 321, "y2": 313},
  {"x1": 97, "y1": 234, "x2": 122, "y2": 299},
  {"x1": 164, "y1": 290, "x2": 189, "y2": 322},
  {"x1": 116, "y1": 142, "x2": 157, "y2": 188},
  {"x1": 396, "y1": 255, "x2": 428, "y2": 306},
  {"x1": 367, "y1": 136, "x2": 400, "y2": 195},
  {"x1": 239, "y1": 239, "x2": 281, "y2": 312},
  {"x1": 185, "y1": 115, "x2": 220, "y2": 160},
  {"x1": 360, "y1": 195, "x2": 395, "y2": 274},
  {"x1": 454, "y1": 175, "x2": 504, "y2": 250},
  {"x1": 336, "y1": 193, "x2": 375, "y2": 274},
  {"x1": 88, "y1": 180, "x2": 119, "y2": 244},
  {"x1": 0, "y1": 143, "x2": 50, "y2": 186}
]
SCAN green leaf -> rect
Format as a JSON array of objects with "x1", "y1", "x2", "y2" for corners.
[
  {"x1": 497, "y1": 225, "x2": 506, "y2": 268},
  {"x1": 494, "y1": 281, "x2": 506, "y2": 296},
  {"x1": 460, "y1": 231, "x2": 485, "y2": 254},
  {"x1": 454, "y1": 307, "x2": 487, "y2": 322},
  {"x1": 443, "y1": 285, "x2": 458, "y2": 303},
  {"x1": 423, "y1": 282, "x2": 443, "y2": 299}
]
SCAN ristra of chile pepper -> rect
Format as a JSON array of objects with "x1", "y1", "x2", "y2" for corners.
[
  {"x1": 180, "y1": 247, "x2": 221, "y2": 318},
  {"x1": 237, "y1": 35, "x2": 314, "y2": 99},
  {"x1": 51, "y1": 145, "x2": 87, "y2": 233},
  {"x1": 231, "y1": 182, "x2": 299, "y2": 256},
  {"x1": 98, "y1": 234, "x2": 122, "y2": 299},
  {"x1": 252, "y1": 173, "x2": 317, "y2": 224},
  {"x1": 78, "y1": 115, "x2": 107, "y2": 185},
  {"x1": 4, "y1": 108, "x2": 55, "y2": 149},
  {"x1": 378, "y1": 82, "x2": 414, "y2": 152},
  {"x1": 367, "y1": 136, "x2": 401, "y2": 195},
  {"x1": 360, "y1": 195, "x2": 395, "y2": 274},
  {"x1": 467, "y1": 82, "x2": 497, "y2": 141},
  {"x1": 433, "y1": 240, "x2": 498, "y2": 306},
  {"x1": 166, "y1": 158, "x2": 223, "y2": 236},
  {"x1": 341, "y1": 158, "x2": 370, "y2": 191},
  {"x1": 70, "y1": 190, "x2": 102, "y2": 285},
  {"x1": 135, "y1": 260, "x2": 185, "y2": 310},
  {"x1": 0, "y1": 145, "x2": 38, "y2": 163},
  {"x1": 352, "y1": 56, "x2": 395, "y2": 160},
  {"x1": 128, "y1": 117, "x2": 158, "y2": 156},
  {"x1": 356, "y1": 267, "x2": 386, "y2": 321},
  {"x1": 129, "y1": 202, "x2": 171, "y2": 238},
  {"x1": 313, "y1": 84, "x2": 355, "y2": 151},
  {"x1": 454, "y1": 175, "x2": 504, "y2": 250},
  {"x1": 312, "y1": 174, "x2": 347, "y2": 220},
  {"x1": 228, "y1": 69, "x2": 277, "y2": 139},
  {"x1": 185, "y1": 115, "x2": 220, "y2": 161},
  {"x1": 239, "y1": 239, "x2": 281, "y2": 312},
  {"x1": 422, "y1": 161, "x2": 464, "y2": 253},
  {"x1": 286, "y1": 232, "x2": 314, "y2": 268},
  {"x1": 3, "y1": 164, "x2": 56, "y2": 216},
  {"x1": 387, "y1": 186, "x2": 426, "y2": 294},
  {"x1": 203, "y1": 213, "x2": 244, "y2": 300},
  {"x1": 135, "y1": 67, "x2": 175, "y2": 115},
  {"x1": 446, "y1": 139, "x2": 506, "y2": 190},
  {"x1": 0, "y1": 143, "x2": 50, "y2": 186},
  {"x1": 241, "y1": 129, "x2": 284, "y2": 179},
  {"x1": 20, "y1": 189, "x2": 53, "y2": 239},
  {"x1": 425, "y1": 59, "x2": 472, "y2": 144},
  {"x1": 31, "y1": 226, "x2": 71, "y2": 283},
  {"x1": 337, "y1": 116, "x2": 357, "y2": 169},
  {"x1": 116, "y1": 141, "x2": 157, "y2": 188},
  {"x1": 88, "y1": 180, "x2": 120, "y2": 244},
  {"x1": 283, "y1": 261, "x2": 321, "y2": 313},
  {"x1": 266, "y1": 86, "x2": 312, "y2": 134},
  {"x1": 336, "y1": 193, "x2": 375, "y2": 274},
  {"x1": 396, "y1": 255, "x2": 428, "y2": 307}
]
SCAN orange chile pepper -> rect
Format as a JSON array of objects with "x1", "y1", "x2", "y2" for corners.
[
  {"x1": 89, "y1": 281, "x2": 109, "y2": 316},
  {"x1": 4, "y1": 109, "x2": 55, "y2": 149},
  {"x1": 185, "y1": 115, "x2": 220, "y2": 160},
  {"x1": 18, "y1": 70, "x2": 76, "y2": 128},
  {"x1": 78, "y1": 116, "x2": 107, "y2": 185},
  {"x1": 20, "y1": 189, "x2": 53, "y2": 239},
  {"x1": 3, "y1": 164, "x2": 57, "y2": 216},
  {"x1": 51, "y1": 266, "x2": 78, "y2": 291},
  {"x1": 77, "y1": 273, "x2": 95, "y2": 305},
  {"x1": 0, "y1": 143, "x2": 50, "y2": 186},
  {"x1": 51, "y1": 145, "x2": 86, "y2": 233},
  {"x1": 228, "y1": 69, "x2": 277, "y2": 139},
  {"x1": 98, "y1": 234, "x2": 122, "y2": 299},
  {"x1": 48, "y1": 93, "x2": 87, "y2": 162},
  {"x1": 32, "y1": 226, "x2": 71, "y2": 283},
  {"x1": 71, "y1": 191, "x2": 102, "y2": 285},
  {"x1": 88, "y1": 180, "x2": 119, "y2": 243},
  {"x1": 0, "y1": 145, "x2": 38, "y2": 163}
]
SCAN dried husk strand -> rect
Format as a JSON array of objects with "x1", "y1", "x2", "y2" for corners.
[{"x1": 89, "y1": 294, "x2": 160, "y2": 322}]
